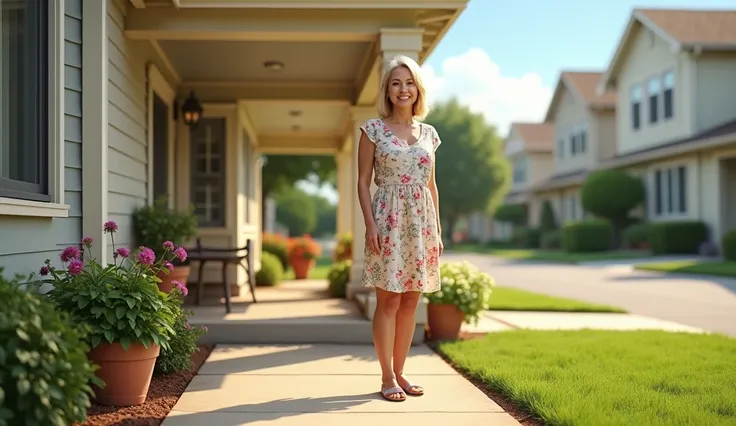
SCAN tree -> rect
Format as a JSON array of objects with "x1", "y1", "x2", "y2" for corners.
[
  {"x1": 274, "y1": 188, "x2": 317, "y2": 236},
  {"x1": 580, "y1": 169, "x2": 645, "y2": 246},
  {"x1": 312, "y1": 194, "x2": 337, "y2": 238},
  {"x1": 261, "y1": 155, "x2": 335, "y2": 230},
  {"x1": 494, "y1": 203, "x2": 527, "y2": 226},
  {"x1": 424, "y1": 99, "x2": 511, "y2": 242}
]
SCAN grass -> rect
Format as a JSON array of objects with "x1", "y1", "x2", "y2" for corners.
[
  {"x1": 438, "y1": 330, "x2": 736, "y2": 426},
  {"x1": 453, "y1": 244, "x2": 653, "y2": 263},
  {"x1": 489, "y1": 286, "x2": 626, "y2": 313},
  {"x1": 635, "y1": 260, "x2": 736, "y2": 278},
  {"x1": 284, "y1": 256, "x2": 332, "y2": 280}
]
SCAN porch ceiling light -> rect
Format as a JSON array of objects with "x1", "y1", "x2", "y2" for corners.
[
  {"x1": 289, "y1": 110, "x2": 302, "y2": 117},
  {"x1": 264, "y1": 60, "x2": 285, "y2": 71},
  {"x1": 181, "y1": 91, "x2": 203, "y2": 127}
]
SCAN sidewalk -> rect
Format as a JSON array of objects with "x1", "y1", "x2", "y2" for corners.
[{"x1": 161, "y1": 344, "x2": 521, "y2": 425}]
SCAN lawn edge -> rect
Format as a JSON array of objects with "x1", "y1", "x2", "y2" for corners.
[{"x1": 634, "y1": 264, "x2": 736, "y2": 279}]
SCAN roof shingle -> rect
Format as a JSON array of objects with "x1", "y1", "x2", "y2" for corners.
[
  {"x1": 563, "y1": 71, "x2": 617, "y2": 107},
  {"x1": 511, "y1": 122, "x2": 555, "y2": 152},
  {"x1": 637, "y1": 9, "x2": 736, "y2": 46}
]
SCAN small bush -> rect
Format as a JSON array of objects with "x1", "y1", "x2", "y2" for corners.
[
  {"x1": 648, "y1": 221, "x2": 708, "y2": 254},
  {"x1": 256, "y1": 252, "x2": 284, "y2": 287},
  {"x1": 262, "y1": 233, "x2": 289, "y2": 271},
  {"x1": 622, "y1": 222, "x2": 650, "y2": 249},
  {"x1": 540, "y1": 230, "x2": 562, "y2": 249},
  {"x1": 0, "y1": 268, "x2": 98, "y2": 426},
  {"x1": 538, "y1": 200, "x2": 558, "y2": 233},
  {"x1": 512, "y1": 227, "x2": 541, "y2": 248},
  {"x1": 722, "y1": 229, "x2": 736, "y2": 261},
  {"x1": 327, "y1": 260, "x2": 352, "y2": 298},
  {"x1": 563, "y1": 220, "x2": 613, "y2": 252},
  {"x1": 494, "y1": 203, "x2": 528, "y2": 225},
  {"x1": 154, "y1": 308, "x2": 207, "y2": 375}
]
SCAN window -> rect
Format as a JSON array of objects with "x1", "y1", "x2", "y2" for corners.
[
  {"x1": 190, "y1": 118, "x2": 227, "y2": 227},
  {"x1": 512, "y1": 155, "x2": 528, "y2": 184},
  {"x1": 653, "y1": 165, "x2": 687, "y2": 216},
  {"x1": 663, "y1": 71, "x2": 674, "y2": 120},
  {"x1": 647, "y1": 77, "x2": 660, "y2": 124},
  {"x1": 631, "y1": 86, "x2": 642, "y2": 130},
  {"x1": 0, "y1": 0, "x2": 50, "y2": 202},
  {"x1": 578, "y1": 129, "x2": 587, "y2": 153},
  {"x1": 557, "y1": 138, "x2": 565, "y2": 158},
  {"x1": 569, "y1": 133, "x2": 577, "y2": 155}
]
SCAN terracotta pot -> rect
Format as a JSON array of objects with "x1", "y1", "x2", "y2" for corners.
[
  {"x1": 427, "y1": 303, "x2": 465, "y2": 341},
  {"x1": 88, "y1": 342, "x2": 160, "y2": 406},
  {"x1": 290, "y1": 257, "x2": 315, "y2": 280},
  {"x1": 156, "y1": 265, "x2": 191, "y2": 293}
]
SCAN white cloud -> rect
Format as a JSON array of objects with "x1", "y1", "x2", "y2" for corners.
[{"x1": 421, "y1": 48, "x2": 553, "y2": 136}]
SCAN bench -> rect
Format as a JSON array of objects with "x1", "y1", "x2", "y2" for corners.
[{"x1": 186, "y1": 238, "x2": 257, "y2": 313}]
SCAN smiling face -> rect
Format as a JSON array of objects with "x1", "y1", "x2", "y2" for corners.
[{"x1": 387, "y1": 65, "x2": 418, "y2": 111}]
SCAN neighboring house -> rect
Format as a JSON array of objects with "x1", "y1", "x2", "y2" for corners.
[
  {"x1": 599, "y1": 8, "x2": 736, "y2": 247},
  {"x1": 0, "y1": 0, "x2": 466, "y2": 302},
  {"x1": 532, "y1": 71, "x2": 618, "y2": 225},
  {"x1": 487, "y1": 122, "x2": 555, "y2": 240}
]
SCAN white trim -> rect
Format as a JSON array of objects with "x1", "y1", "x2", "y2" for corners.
[
  {"x1": 149, "y1": 40, "x2": 181, "y2": 85},
  {"x1": 81, "y1": 0, "x2": 109, "y2": 262},
  {"x1": 146, "y1": 63, "x2": 177, "y2": 207},
  {"x1": 0, "y1": 0, "x2": 68, "y2": 218}
]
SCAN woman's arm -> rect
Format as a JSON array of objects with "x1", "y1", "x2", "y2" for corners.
[{"x1": 357, "y1": 130, "x2": 380, "y2": 254}]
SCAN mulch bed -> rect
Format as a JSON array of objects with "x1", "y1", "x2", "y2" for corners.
[
  {"x1": 79, "y1": 345, "x2": 214, "y2": 426},
  {"x1": 425, "y1": 330, "x2": 545, "y2": 426}
]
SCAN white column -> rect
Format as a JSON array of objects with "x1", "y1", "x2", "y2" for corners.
[
  {"x1": 81, "y1": 0, "x2": 109, "y2": 263},
  {"x1": 335, "y1": 148, "x2": 353, "y2": 235}
]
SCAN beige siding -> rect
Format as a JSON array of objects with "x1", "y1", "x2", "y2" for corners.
[
  {"x1": 553, "y1": 89, "x2": 595, "y2": 174},
  {"x1": 0, "y1": 0, "x2": 84, "y2": 277},
  {"x1": 529, "y1": 151, "x2": 554, "y2": 186},
  {"x1": 694, "y1": 53, "x2": 736, "y2": 133},
  {"x1": 615, "y1": 26, "x2": 695, "y2": 154},
  {"x1": 595, "y1": 110, "x2": 617, "y2": 162}
]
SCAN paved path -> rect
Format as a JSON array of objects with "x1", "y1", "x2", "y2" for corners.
[
  {"x1": 444, "y1": 252, "x2": 736, "y2": 336},
  {"x1": 162, "y1": 344, "x2": 521, "y2": 426}
]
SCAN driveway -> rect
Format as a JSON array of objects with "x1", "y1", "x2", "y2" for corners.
[{"x1": 442, "y1": 252, "x2": 736, "y2": 337}]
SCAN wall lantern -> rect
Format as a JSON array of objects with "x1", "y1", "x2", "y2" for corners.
[{"x1": 181, "y1": 91, "x2": 203, "y2": 126}]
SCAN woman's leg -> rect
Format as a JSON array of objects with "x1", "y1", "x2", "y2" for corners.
[
  {"x1": 373, "y1": 288, "x2": 402, "y2": 399},
  {"x1": 393, "y1": 291, "x2": 423, "y2": 394}
]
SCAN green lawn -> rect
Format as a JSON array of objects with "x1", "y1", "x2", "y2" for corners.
[
  {"x1": 490, "y1": 287, "x2": 626, "y2": 313},
  {"x1": 284, "y1": 256, "x2": 332, "y2": 280},
  {"x1": 635, "y1": 260, "x2": 736, "y2": 278},
  {"x1": 438, "y1": 330, "x2": 736, "y2": 426},
  {"x1": 453, "y1": 245, "x2": 653, "y2": 264}
]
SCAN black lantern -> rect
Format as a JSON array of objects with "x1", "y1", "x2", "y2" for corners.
[{"x1": 181, "y1": 91, "x2": 203, "y2": 126}]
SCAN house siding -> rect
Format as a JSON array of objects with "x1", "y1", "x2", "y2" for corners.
[
  {"x1": 553, "y1": 89, "x2": 595, "y2": 174},
  {"x1": 694, "y1": 53, "x2": 736, "y2": 133},
  {"x1": 615, "y1": 25, "x2": 694, "y2": 154},
  {"x1": 0, "y1": 0, "x2": 84, "y2": 278}
]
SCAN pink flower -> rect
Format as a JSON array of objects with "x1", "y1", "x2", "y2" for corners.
[
  {"x1": 200, "y1": 325, "x2": 208, "y2": 332},
  {"x1": 172, "y1": 280, "x2": 188, "y2": 296},
  {"x1": 114, "y1": 247, "x2": 130, "y2": 258},
  {"x1": 60, "y1": 246, "x2": 81, "y2": 263},
  {"x1": 163, "y1": 241, "x2": 175, "y2": 251},
  {"x1": 39, "y1": 266, "x2": 50, "y2": 276},
  {"x1": 137, "y1": 247, "x2": 156, "y2": 265},
  {"x1": 82, "y1": 237, "x2": 93, "y2": 246},
  {"x1": 185, "y1": 323, "x2": 191, "y2": 330},
  {"x1": 419, "y1": 156, "x2": 430, "y2": 165},
  {"x1": 67, "y1": 259, "x2": 84, "y2": 276},
  {"x1": 173, "y1": 247, "x2": 188, "y2": 262},
  {"x1": 400, "y1": 174, "x2": 411, "y2": 184},
  {"x1": 163, "y1": 261, "x2": 174, "y2": 272},
  {"x1": 103, "y1": 221, "x2": 118, "y2": 233}
]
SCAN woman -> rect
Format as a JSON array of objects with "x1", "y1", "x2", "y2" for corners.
[{"x1": 356, "y1": 55, "x2": 443, "y2": 402}]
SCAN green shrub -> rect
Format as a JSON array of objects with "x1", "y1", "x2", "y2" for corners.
[
  {"x1": 425, "y1": 262, "x2": 496, "y2": 325},
  {"x1": 154, "y1": 308, "x2": 207, "y2": 375},
  {"x1": 722, "y1": 229, "x2": 736, "y2": 261},
  {"x1": 622, "y1": 222, "x2": 650, "y2": 249},
  {"x1": 512, "y1": 227, "x2": 541, "y2": 248},
  {"x1": 581, "y1": 170, "x2": 645, "y2": 246},
  {"x1": 494, "y1": 203, "x2": 528, "y2": 225},
  {"x1": 256, "y1": 252, "x2": 284, "y2": 286},
  {"x1": 132, "y1": 197, "x2": 198, "y2": 265},
  {"x1": 563, "y1": 220, "x2": 613, "y2": 252},
  {"x1": 538, "y1": 200, "x2": 558, "y2": 233},
  {"x1": 540, "y1": 229, "x2": 562, "y2": 249},
  {"x1": 648, "y1": 221, "x2": 708, "y2": 254},
  {"x1": 262, "y1": 233, "x2": 289, "y2": 271},
  {"x1": 0, "y1": 268, "x2": 99, "y2": 426},
  {"x1": 327, "y1": 260, "x2": 352, "y2": 298}
]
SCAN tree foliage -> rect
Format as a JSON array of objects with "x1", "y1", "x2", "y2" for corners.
[
  {"x1": 425, "y1": 99, "x2": 511, "y2": 237},
  {"x1": 274, "y1": 188, "x2": 318, "y2": 236},
  {"x1": 580, "y1": 170, "x2": 645, "y2": 220},
  {"x1": 494, "y1": 203, "x2": 527, "y2": 225}
]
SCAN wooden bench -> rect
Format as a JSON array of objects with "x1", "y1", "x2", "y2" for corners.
[{"x1": 186, "y1": 238, "x2": 256, "y2": 313}]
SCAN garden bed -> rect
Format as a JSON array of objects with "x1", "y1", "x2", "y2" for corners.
[{"x1": 79, "y1": 344, "x2": 214, "y2": 426}]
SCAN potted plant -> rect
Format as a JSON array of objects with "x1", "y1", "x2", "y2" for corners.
[
  {"x1": 39, "y1": 221, "x2": 183, "y2": 406},
  {"x1": 132, "y1": 197, "x2": 198, "y2": 293},
  {"x1": 424, "y1": 261, "x2": 496, "y2": 341},
  {"x1": 333, "y1": 232, "x2": 353, "y2": 261},
  {"x1": 287, "y1": 234, "x2": 322, "y2": 279}
]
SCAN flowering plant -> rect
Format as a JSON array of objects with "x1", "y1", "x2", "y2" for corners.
[
  {"x1": 38, "y1": 221, "x2": 187, "y2": 351},
  {"x1": 424, "y1": 261, "x2": 496, "y2": 325},
  {"x1": 287, "y1": 234, "x2": 322, "y2": 261},
  {"x1": 333, "y1": 232, "x2": 353, "y2": 261}
]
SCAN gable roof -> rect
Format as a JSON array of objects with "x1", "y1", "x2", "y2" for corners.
[
  {"x1": 544, "y1": 71, "x2": 617, "y2": 122},
  {"x1": 509, "y1": 122, "x2": 555, "y2": 152},
  {"x1": 600, "y1": 8, "x2": 736, "y2": 90}
]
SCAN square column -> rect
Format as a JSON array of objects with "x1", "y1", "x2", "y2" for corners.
[{"x1": 335, "y1": 148, "x2": 353, "y2": 235}]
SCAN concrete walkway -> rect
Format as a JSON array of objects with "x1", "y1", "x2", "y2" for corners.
[{"x1": 162, "y1": 344, "x2": 521, "y2": 425}]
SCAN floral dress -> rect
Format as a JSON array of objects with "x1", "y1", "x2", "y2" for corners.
[{"x1": 360, "y1": 118, "x2": 442, "y2": 294}]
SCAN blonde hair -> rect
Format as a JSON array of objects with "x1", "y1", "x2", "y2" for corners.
[{"x1": 377, "y1": 55, "x2": 430, "y2": 120}]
